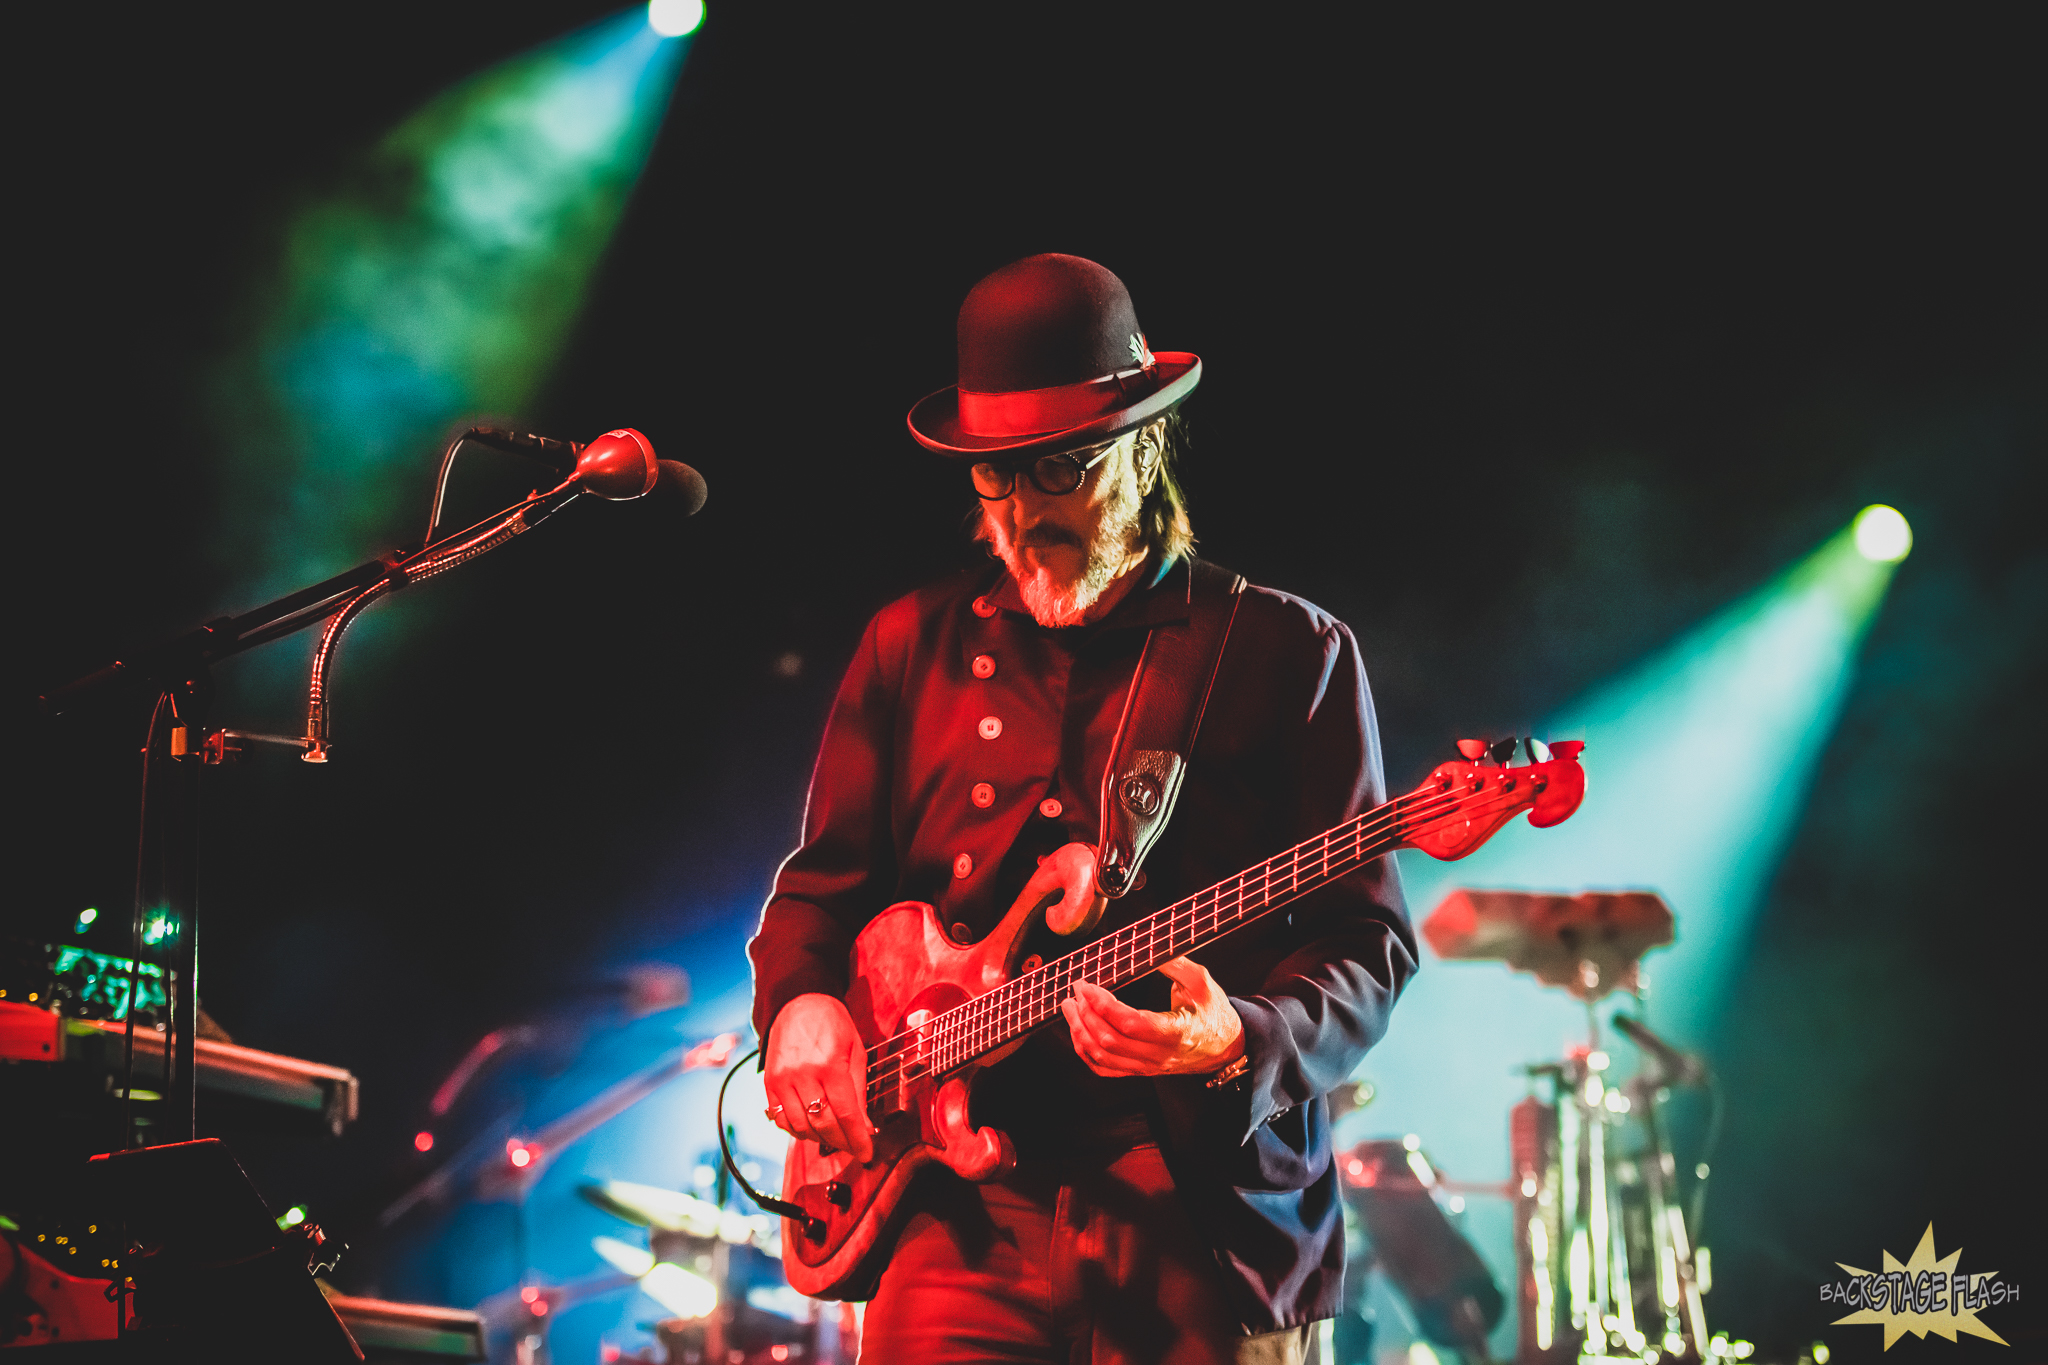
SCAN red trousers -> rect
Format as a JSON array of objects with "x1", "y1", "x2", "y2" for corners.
[{"x1": 859, "y1": 1143, "x2": 1317, "y2": 1365}]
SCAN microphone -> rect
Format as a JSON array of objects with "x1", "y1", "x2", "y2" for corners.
[
  {"x1": 462, "y1": 427, "x2": 707, "y2": 511},
  {"x1": 1611, "y1": 1015, "x2": 1708, "y2": 1086},
  {"x1": 652, "y1": 458, "x2": 709, "y2": 517}
]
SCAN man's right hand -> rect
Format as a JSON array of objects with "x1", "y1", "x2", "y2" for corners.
[{"x1": 764, "y1": 993, "x2": 876, "y2": 1164}]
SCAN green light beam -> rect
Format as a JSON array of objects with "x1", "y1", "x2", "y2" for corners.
[
  {"x1": 214, "y1": 12, "x2": 691, "y2": 600},
  {"x1": 1349, "y1": 517, "x2": 1902, "y2": 1355}
]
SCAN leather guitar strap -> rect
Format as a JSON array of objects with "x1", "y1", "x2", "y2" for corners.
[{"x1": 1095, "y1": 558, "x2": 1246, "y2": 898}]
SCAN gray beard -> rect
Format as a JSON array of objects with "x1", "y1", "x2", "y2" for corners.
[{"x1": 998, "y1": 483, "x2": 1146, "y2": 628}]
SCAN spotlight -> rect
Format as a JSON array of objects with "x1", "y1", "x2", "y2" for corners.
[
  {"x1": 1853, "y1": 504, "x2": 1912, "y2": 562},
  {"x1": 414, "y1": 1130, "x2": 435, "y2": 1153},
  {"x1": 648, "y1": 0, "x2": 704, "y2": 37}
]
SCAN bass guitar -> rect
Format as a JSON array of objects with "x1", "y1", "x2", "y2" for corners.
[{"x1": 777, "y1": 736, "x2": 1586, "y2": 1299}]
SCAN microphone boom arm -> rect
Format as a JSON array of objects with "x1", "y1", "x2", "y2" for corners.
[
  {"x1": 304, "y1": 479, "x2": 581, "y2": 761},
  {"x1": 425, "y1": 426, "x2": 582, "y2": 544},
  {"x1": 38, "y1": 426, "x2": 691, "y2": 725}
]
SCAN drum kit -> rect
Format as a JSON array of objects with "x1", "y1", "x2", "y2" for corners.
[
  {"x1": 575, "y1": 1175, "x2": 852, "y2": 1365},
  {"x1": 471, "y1": 1166, "x2": 849, "y2": 1365},
  {"x1": 1331, "y1": 887, "x2": 1739, "y2": 1365}
]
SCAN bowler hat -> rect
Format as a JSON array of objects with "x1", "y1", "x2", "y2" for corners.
[{"x1": 907, "y1": 254, "x2": 1201, "y2": 460}]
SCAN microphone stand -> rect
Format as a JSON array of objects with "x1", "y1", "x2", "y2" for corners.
[{"x1": 39, "y1": 479, "x2": 586, "y2": 1143}]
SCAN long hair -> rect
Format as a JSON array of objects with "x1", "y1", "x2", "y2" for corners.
[{"x1": 1140, "y1": 409, "x2": 1197, "y2": 562}]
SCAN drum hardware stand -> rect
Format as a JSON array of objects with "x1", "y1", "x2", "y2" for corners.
[{"x1": 1514, "y1": 989, "x2": 1713, "y2": 1365}]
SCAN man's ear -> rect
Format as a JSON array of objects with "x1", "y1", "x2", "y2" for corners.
[{"x1": 1134, "y1": 421, "x2": 1165, "y2": 495}]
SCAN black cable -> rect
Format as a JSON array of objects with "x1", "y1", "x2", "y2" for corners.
[{"x1": 714, "y1": 1049, "x2": 823, "y2": 1239}]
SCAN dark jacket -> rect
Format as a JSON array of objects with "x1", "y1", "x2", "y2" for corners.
[{"x1": 748, "y1": 556, "x2": 1417, "y2": 1332}]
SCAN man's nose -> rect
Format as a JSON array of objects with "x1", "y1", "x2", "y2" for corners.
[{"x1": 1007, "y1": 480, "x2": 1054, "y2": 514}]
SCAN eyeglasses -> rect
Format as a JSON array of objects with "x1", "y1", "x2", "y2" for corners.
[{"x1": 970, "y1": 443, "x2": 1115, "y2": 500}]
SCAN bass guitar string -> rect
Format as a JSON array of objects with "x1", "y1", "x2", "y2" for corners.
[
  {"x1": 917, "y1": 780, "x2": 1482, "y2": 1070},
  {"x1": 864, "y1": 777, "x2": 1530, "y2": 1093},
  {"x1": 869, "y1": 778, "x2": 1511, "y2": 1091},
  {"x1": 861, "y1": 772, "x2": 1544, "y2": 1097},
  {"x1": 926, "y1": 781, "x2": 1492, "y2": 1076},
  {"x1": 860, "y1": 788, "x2": 1424, "y2": 1090}
]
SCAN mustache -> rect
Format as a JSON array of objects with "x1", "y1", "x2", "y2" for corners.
[{"x1": 1015, "y1": 523, "x2": 1084, "y2": 550}]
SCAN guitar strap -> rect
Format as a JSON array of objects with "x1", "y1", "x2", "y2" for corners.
[{"x1": 1095, "y1": 558, "x2": 1246, "y2": 898}]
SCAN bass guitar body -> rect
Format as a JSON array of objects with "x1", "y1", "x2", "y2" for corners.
[{"x1": 778, "y1": 892, "x2": 1040, "y2": 1299}]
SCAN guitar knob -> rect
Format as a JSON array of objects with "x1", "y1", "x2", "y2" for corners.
[
  {"x1": 1455, "y1": 738, "x2": 1490, "y2": 760},
  {"x1": 1525, "y1": 736, "x2": 1552, "y2": 763},
  {"x1": 1488, "y1": 736, "x2": 1518, "y2": 766},
  {"x1": 826, "y1": 1181, "x2": 851, "y2": 1208}
]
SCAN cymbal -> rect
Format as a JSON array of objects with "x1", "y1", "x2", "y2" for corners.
[
  {"x1": 1422, "y1": 889, "x2": 1673, "y2": 999},
  {"x1": 578, "y1": 1179, "x2": 724, "y2": 1237}
]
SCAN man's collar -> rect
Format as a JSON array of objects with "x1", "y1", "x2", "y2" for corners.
[{"x1": 984, "y1": 554, "x2": 1191, "y2": 630}]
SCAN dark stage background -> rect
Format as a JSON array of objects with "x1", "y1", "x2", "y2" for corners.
[{"x1": 11, "y1": 6, "x2": 2042, "y2": 1361}]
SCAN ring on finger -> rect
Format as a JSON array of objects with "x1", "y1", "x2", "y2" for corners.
[
  {"x1": 805, "y1": 1098, "x2": 825, "y2": 1116},
  {"x1": 766, "y1": 1104, "x2": 785, "y2": 1121}
]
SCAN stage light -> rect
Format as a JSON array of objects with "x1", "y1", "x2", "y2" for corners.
[
  {"x1": 1853, "y1": 503, "x2": 1912, "y2": 562},
  {"x1": 506, "y1": 1138, "x2": 538, "y2": 1168},
  {"x1": 77, "y1": 907, "x2": 97, "y2": 926},
  {"x1": 647, "y1": 0, "x2": 704, "y2": 37},
  {"x1": 413, "y1": 1130, "x2": 434, "y2": 1153},
  {"x1": 281, "y1": 1206, "x2": 307, "y2": 1227}
]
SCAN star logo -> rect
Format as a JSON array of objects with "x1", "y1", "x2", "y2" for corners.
[{"x1": 1826, "y1": 1224, "x2": 2009, "y2": 1349}]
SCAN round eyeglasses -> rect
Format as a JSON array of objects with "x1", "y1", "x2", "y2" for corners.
[{"x1": 970, "y1": 443, "x2": 1115, "y2": 500}]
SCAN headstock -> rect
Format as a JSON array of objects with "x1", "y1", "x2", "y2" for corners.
[{"x1": 1401, "y1": 737, "x2": 1586, "y2": 861}]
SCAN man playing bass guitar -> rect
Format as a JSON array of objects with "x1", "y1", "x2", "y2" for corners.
[{"x1": 749, "y1": 254, "x2": 1418, "y2": 1363}]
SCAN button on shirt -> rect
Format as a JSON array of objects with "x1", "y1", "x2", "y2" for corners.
[{"x1": 749, "y1": 556, "x2": 1415, "y2": 1334}]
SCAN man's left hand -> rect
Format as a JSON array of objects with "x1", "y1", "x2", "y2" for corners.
[{"x1": 1061, "y1": 956, "x2": 1245, "y2": 1078}]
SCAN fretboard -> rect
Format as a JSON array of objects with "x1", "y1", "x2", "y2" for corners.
[{"x1": 869, "y1": 788, "x2": 1429, "y2": 1089}]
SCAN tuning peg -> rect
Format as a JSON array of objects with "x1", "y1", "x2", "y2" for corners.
[
  {"x1": 1455, "y1": 739, "x2": 1490, "y2": 761},
  {"x1": 1488, "y1": 737, "x2": 1518, "y2": 766},
  {"x1": 1525, "y1": 737, "x2": 1552, "y2": 763}
]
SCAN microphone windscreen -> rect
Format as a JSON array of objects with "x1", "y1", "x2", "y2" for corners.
[{"x1": 654, "y1": 460, "x2": 708, "y2": 517}]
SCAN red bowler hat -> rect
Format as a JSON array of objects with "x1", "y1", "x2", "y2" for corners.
[{"x1": 907, "y1": 254, "x2": 1201, "y2": 460}]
